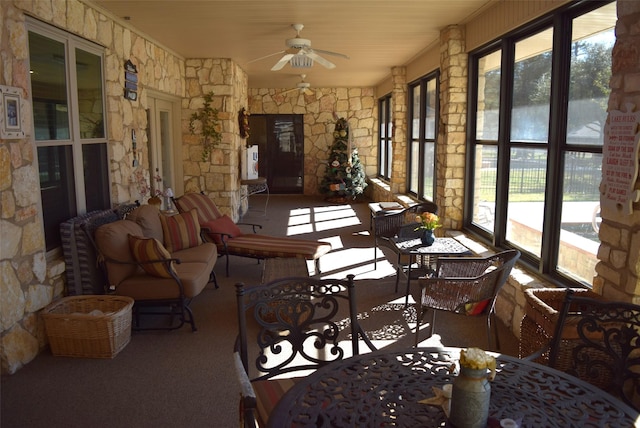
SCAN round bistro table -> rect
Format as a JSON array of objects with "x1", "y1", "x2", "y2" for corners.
[{"x1": 267, "y1": 347, "x2": 639, "y2": 428}]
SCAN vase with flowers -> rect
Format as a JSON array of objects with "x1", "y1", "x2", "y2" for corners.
[
  {"x1": 449, "y1": 347, "x2": 496, "y2": 428},
  {"x1": 414, "y1": 212, "x2": 441, "y2": 246}
]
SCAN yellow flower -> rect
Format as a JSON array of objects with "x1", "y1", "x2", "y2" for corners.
[
  {"x1": 415, "y1": 212, "x2": 441, "y2": 230},
  {"x1": 460, "y1": 347, "x2": 496, "y2": 381}
]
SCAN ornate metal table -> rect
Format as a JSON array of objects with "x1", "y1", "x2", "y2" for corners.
[
  {"x1": 268, "y1": 347, "x2": 639, "y2": 427},
  {"x1": 391, "y1": 236, "x2": 472, "y2": 306}
]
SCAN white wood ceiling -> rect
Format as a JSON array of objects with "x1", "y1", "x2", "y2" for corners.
[{"x1": 90, "y1": 0, "x2": 496, "y2": 90}]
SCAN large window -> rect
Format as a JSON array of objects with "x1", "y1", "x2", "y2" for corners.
[
  {"x1": 28, "y1": 20, "x2": 110, "y2": 251},
  {"x1": 378, "y1": 95, "x2": 392, "y2": 180},
  {"x1": 408, "y1": 72, "x2": 439, "y2": 201},
  {"x1": 467, "y1": 1, "x2": 615, "y2": 286}
]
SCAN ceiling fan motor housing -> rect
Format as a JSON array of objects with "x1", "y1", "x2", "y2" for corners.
[{"x1": 286, "y1": 38, "x2": 311, "y2": 49}]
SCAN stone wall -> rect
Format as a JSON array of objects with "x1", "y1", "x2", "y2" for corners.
[
  {"x1": 0, "y1": 0, "x2": 185, "y2": 374},
  {"x1": 248, "y1": 88, "x2": 376, "y2": 196},
  {"x1": 593, "y1": 0, "x2": 640, "y2": 303},
  {"x1": 182, "y1": 59, "x2": 248, "y2": 220}
]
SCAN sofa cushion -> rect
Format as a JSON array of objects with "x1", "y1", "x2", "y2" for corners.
[
  {"x1": 174, "y1": 192, "x2": 222, "y2": 224},
  {"x1": 94, "y1": 220, "x2": 144, "y2": 287},
  {"x1": 202, "y1": 215, "x2": 243, "y2": 245},
  {"x1": 128, "y1": 234, "x2": 176, "y2": 278},
  {"x1": 160, "y1": 209, "x2": 202, "y2": 253},
  {"x1": 116, "y1": 255, "x2": 215, "y2": 300},
  {"x1": 172, "y1": 242, "x2": 218, "y2": 264},
  {"x1": 127, "y1": 205, "x2": 163, "y2": 242}
]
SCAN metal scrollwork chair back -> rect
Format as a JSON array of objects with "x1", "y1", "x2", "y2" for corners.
[
  {"x1": 372, "y1": 201, "x2": 438, "y2": 276},
  {"x1": 233, "y1": 274, "x2": 376, "y2": 427},
  {"x1": 548, "y1": 290, "x2": 640, "y2": 411},
  {"x1": 415, "y1": 249, "x2": 520, "y2": 350}
]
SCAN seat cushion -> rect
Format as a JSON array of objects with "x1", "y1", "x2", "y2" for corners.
[
  {"x1": 116, "y1": 256, "x2": 215, "y2": 300},
  {"x1": 128, "y1": 234, "x2": 176, "y2": 278},
  {"x1": 174, "y1": 192, "x2": 222, "y2": 223},
  {"x1": 252, "y1": 377, "x2": 300, "y2": 428},
  {"x1": 223, "y1": 234, "x2": 332, "y2": 260},
  {"x1": 202, "y1": 215, "x2": 243, "y2": 245},
  {"x1": 172, "y1": 242, "x2": 218, "y2": 264},
  {"x1": 160, "y1": 209, "x2": 202, "y2": 252},
  {"x1": 126, "y1": 205, "x2": 163, "y2": 242}
]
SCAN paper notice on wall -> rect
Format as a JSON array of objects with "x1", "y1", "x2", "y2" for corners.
[{"x1": 601, "y1": 103, "x2": 640, "y2": 215}]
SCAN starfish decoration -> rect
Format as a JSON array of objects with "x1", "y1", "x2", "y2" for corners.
[{"x1": 419, "y1": 386, "x2": 451, "y2": 417}]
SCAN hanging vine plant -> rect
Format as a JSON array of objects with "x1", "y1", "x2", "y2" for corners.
[{"x1": 189, "y1": 91, "x2": 222, "y2": 162}]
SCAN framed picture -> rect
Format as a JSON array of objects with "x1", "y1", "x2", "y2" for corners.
[{"x1": 0, "y1": 85, "x2": 25, "y2": 139}]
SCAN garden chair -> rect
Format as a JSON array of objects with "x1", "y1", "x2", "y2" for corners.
[
  {"x1": 233, "y1": 275, "x2": 376, "y2": 427},
  {"x1": 545, "y1": 290, "x2": 640, "y2": 411},
  {"x1": 372, "y1": 201, "x2": 438, "y2": 271},
  {"x1": 414, "y1": 249, "x2": 520, "y2": 349}
]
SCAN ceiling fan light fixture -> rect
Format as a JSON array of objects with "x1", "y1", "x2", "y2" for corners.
[{"x1": 290, "y1": 55, "x2": 314, "y2": 68}]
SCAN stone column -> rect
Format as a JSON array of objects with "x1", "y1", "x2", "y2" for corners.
[
  {"x1": 183, "y1": 59, "x2": 246, "y2": 220},
  {"x1": 593, "y1": 1, "x2": 640, "y2": 303},
  {"x1": 437, "y1": 25, "x2": 467, "y2": 230},
  {"x1": 390, "y1": 67, "x2": 407, "y2": 194}
]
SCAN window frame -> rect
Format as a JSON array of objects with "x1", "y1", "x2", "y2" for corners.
[
  {"x1": 27, "y1": 18, "x2": 110, "y2": 252},
  {"x1": 407, "y1": 71, "x2": 439, "y2": 201},
  {"x1": 377, "y1": 94, "x2": 392, "y2": 181},
  {"x1": 465, "y1": 0, "x2": 613, "y2": 288}
]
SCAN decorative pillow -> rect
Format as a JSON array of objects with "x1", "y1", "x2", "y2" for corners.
[
  {"x1": 173, "y1": 192, "x2": 222, "y2": 224},
  {"x1": 201, "y1": 215, "x2": 243, "y2": 245},
  {"x1": 160, "y1": 209, "x2": 202, "y2": 252},
  {"x1": 128, "y1": 234, "x2": 176, "y2": 278},
  {"x1": 464, "y1": 299, "x2": 490, "y2": 316}
]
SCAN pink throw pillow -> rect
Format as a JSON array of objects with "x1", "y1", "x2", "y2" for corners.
[{"x1": 201, "y1": 215, "x2": 243, "y2": 245}]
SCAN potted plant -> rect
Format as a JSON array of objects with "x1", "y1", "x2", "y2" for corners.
[{"x1": 189, "y1": 91, "x2": 222, "y2": 161}]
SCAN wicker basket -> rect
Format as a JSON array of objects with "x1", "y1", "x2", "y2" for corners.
[
  {"x1": 519, "y1": 288, "x2": 604, "y2": 363},
  {"x1": 42, "y1": 295, "x2": 134, "y2": 358}
]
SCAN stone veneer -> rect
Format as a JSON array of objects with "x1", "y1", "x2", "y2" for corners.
[
  {"x1": 0, "y1": 0, "x2": 186, "y2": 374},
  {"x1": 593, "y1": 0, "x2": 640, "y2": 303},
  {"x1": 182, "y1": 59, "x2": 248, "y2": 220},
  {"x1": 437, "y1": 25, "x2": 467, "y2": 231},
  {"x1": 248, "y1": 88, "x2": 376, "y2": 195}
]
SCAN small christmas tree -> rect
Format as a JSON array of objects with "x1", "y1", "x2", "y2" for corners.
[{"x1": 320, "y1": 117, "x2": 367, "y2": 202}]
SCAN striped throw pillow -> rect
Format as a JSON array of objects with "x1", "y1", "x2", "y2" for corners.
[
  {"x1": 160, "y1": 209, "x2": 202, "y2": 252},
  {"x1": 173, "y1": 192, "x2": 222, "y2": 223},
  {"x1": 128, "y1": 234, "x2": 176, "y2": 278}
]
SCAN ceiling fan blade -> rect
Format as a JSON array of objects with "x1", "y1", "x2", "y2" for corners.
[
  {"x1": 247, "y1": 50, "x2": 286, "y2": 64},
  {"x1": 312, "y1": 48, "x2": 350, "y2": 60},
  {"x1": 271, "y1": 54, "x2": 294, "y2": 71},
  {"x1": 306, "y1": 51, "x2": 336, "y2": 69},
  {"x1": 281, "y1": 87, "x2": 299, "y2": 96},
  {"x1": 302, "y1": 88, "x2": 313, "y2": 95}
]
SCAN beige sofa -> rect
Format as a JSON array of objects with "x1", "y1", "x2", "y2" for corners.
[{"x1": 93, "y1": 205, "x2": 218, "y2": 331}]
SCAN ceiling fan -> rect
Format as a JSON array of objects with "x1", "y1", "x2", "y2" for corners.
[
  {"x1": 282, "y1": 74, "x2": 314, "y2": 96},
  {"x1": 250, "y1": 24, "x2": 350, "y2": 71}
]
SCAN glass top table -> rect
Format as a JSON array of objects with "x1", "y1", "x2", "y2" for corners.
[
  {"x1": 268, "y1": 347, "x2": 640, "y2": 427},
  {"x1": 391, "y1": 236, "x2": 472, "y2": 306}
]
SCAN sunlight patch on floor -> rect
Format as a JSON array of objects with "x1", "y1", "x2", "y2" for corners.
[
  {"x1": 287, "y1": 223, "x2": 314, "y2": 235},
  {"x1": 286, "y1": 205, "x2": 362, "y2": 235},
  {"x1": 314, "y1": 216, "x2": 361, "y2": 232},
  {"x1": 318, "y1": 247, "x2": 397, "y2": 280},
  {"x1": 288, "y1": 213, "x2": 311, "y2": 226}
]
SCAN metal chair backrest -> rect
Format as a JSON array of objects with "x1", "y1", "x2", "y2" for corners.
[
  {"x1": 549, "y1": 290, "x2": 640, "y2": 411},
  {"x1": 235, "y1": 274, "x2": 375, "y2": 382},
  {"x1": 373, "y1": 201, "x2": 438, "y2": 240}
]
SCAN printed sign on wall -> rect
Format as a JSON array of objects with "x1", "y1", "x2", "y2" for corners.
[{"x1": 601, "y1": 103, "x2": 640, "y2": 215}]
